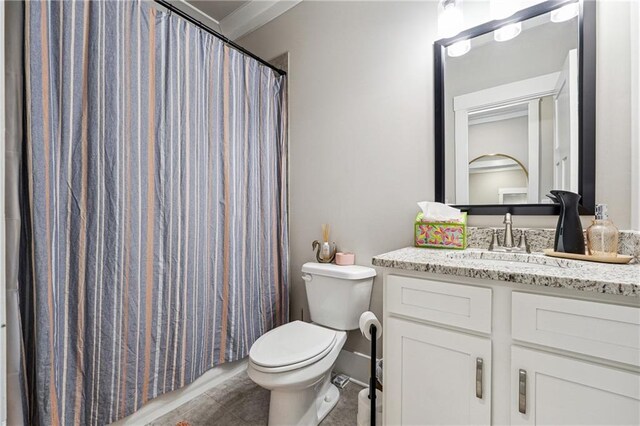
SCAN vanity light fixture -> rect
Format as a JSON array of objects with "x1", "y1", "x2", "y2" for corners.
[
  {"x1": 551, "y1": 2, "x2": 579, "y2": 23},
  {"x1": 438, "y1": 0, "x2": 464, "y2": 38},
  {"x1": 490, "y1": 0, "x2": 521, "y2": 42},
  {"x1": 447, "y1": 39, "x2": 471, "y2": 57},
  {"x1": 494, "y1": 22, "x2": 522, "y2": 42}
]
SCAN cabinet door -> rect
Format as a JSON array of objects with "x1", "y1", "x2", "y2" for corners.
[
  {"x1": 385, "y1": 317, "x2": 491, "y2": 425},
  {"x1": 511, "y1": 346, "x2": 640, "y2": 425}
]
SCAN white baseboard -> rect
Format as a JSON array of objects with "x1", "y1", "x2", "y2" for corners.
[
  {"x1": 334, "y1": 349, "x2": 376, "y2": 388},
  {"x1": 112, "y1": 358, "x2": 248, "y2": 425}
]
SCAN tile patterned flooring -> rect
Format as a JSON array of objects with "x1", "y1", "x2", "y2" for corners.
[{"x1": 151, "y1": 372, "x2": 363, "y2": 426}]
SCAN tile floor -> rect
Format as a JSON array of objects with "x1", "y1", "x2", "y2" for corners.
[{"x1": 151, "y1": 372, "x2": 363, "y2": 426}]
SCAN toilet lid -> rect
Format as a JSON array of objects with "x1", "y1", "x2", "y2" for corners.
[{"x1": 249, "y1": 321, "x2": 337, "y2": 369}]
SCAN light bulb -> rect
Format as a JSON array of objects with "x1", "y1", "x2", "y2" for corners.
[
  {"x1": 447, "y1": 40, "x2": 471, "y2": 57},
  {"x1": 494, "y1": 22, "x2": 522, "y2": 42},
  {"x1": 551, "y1": 3, "x2": 579, "y2": 23},
  {"x1": 438, "y1": 1, "x2": 464, "y2": 38}
]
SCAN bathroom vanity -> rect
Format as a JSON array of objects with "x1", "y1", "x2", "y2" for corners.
[
  {"x1": 393, "y1": 0, "x2": 637, "y2": 421},
  {"x1": 374, "y1": 247, "x2": 640, "y2": 425}
]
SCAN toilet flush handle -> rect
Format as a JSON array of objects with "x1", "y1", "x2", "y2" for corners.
[{"x1": 301, "y1": 273, "x2": 313, "y2": 282}]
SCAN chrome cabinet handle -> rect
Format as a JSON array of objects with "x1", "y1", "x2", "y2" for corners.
[
  {"x1": 518, "y1": 369, "x2": 527, "y2": 414},
  {"x1": 475, "y1": 358, "x2": 483, "y2": 399}
]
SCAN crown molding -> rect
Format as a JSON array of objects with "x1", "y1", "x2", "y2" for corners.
[
  {"x1": 220, "y1": 0, "x2": 302, "y2": 41},
  {"x1": 160, "y1": 0, "x2": 221, "y2": 29}
]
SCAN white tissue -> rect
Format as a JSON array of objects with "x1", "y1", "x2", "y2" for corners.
[
  {"x1": 359, "y1": 311, "x2": 382, "y2": 341},
  {"x1": 418, "y1": 201, "x2": 463, "y2": 222}
]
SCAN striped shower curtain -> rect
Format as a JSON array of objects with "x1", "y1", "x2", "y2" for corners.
[{"x1": 20, "y1": 1, "x2": 288, "y2": 424}]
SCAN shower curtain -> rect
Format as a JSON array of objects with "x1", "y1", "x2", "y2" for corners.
[{"x1": 20, "y1": 1, "x2": 288, "y2": 424}]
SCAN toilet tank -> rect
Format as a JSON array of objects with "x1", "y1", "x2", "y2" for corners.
[{"x1": 301, "y1": 262, "x2": 376, "y2": 330}]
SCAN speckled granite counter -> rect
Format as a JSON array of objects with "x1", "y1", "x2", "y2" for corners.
[{"x1": 372, "y1": 247, "x2": 640, "y2": 297}]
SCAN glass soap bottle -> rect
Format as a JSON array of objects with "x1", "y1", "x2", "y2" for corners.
[{"x1": 586, "y1": 204, "x2": 619, "y2": 257}]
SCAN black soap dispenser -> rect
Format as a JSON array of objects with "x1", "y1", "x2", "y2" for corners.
[{"x1": 547, "y1": 190, "x2": 585, "y2": 254}]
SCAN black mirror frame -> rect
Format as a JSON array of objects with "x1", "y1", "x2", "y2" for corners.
[{"x1": 434, "y1": 0, "x2": 596, "y2": 216}]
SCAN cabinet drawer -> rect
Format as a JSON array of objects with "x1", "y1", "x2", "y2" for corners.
[
  {"x1": 512, "y1": 292, "x2": 640, "y2": 366},
  {"x1": 387, "y1": 275, "x2": 492, "y2": 333}
]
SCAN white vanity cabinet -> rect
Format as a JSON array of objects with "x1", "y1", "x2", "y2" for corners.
[
  {"x1": 384, "y1": 274, "x2": 494, "y2": 425},
  {"x1": 382, "y1": 272, "x2": 640, "y2": 426},
  {"x1": 511, "y1": 346, "x2": 640, "y2": 425},
  {"x1": 510, "y1": 292, "x2": 640, "y2": 426},
  {"x1": 386, "y1": 317, "x2": 491, "y2": 425}
]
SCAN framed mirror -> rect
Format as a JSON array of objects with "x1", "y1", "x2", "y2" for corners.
[{"x1": 434, "y1": 0, "x2": 596, "y2": 215}]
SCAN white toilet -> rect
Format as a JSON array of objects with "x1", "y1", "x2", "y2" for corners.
[{"x1": 248, "y1": 262, "x2": 376, "y2": 425}]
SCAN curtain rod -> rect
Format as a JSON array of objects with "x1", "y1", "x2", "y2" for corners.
[{"x1": 153, "y1": 0, "x2": 287, "y2": 76}]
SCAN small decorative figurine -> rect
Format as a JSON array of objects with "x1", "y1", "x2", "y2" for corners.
[{"x1": 312, "y1": 224, "x2": 337, "y2": 263}]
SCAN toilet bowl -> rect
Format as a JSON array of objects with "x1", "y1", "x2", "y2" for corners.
[
  {"x1": 248, "y1": 321, "x2": 347, "y2": 425},
  {"x1": 247, "y1": 263, "x2": 376, "y2": 426}
]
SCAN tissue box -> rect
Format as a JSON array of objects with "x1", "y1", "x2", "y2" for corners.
[{"x1": 414, "y1": 212, "x2": 467, "y2": 250}]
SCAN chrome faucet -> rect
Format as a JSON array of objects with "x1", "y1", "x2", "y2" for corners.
[
  {"x1": 503, "y1": 213, "x2": 514, "y2": 248},
  {"x1": 488, "y1": 213, "x2": 529, "y2": 253}
]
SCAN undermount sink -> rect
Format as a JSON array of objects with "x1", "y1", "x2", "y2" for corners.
[{"x1": 441, "y1": 249, "x2": 586, "y2": 269}]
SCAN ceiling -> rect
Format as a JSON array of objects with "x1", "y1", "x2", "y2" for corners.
[
  {"x1": 179, "y1": 0, "x2": 301, "y2": 41},
  {"x1": 187, "y1": 1, "x2": 250, "y2": 22}
]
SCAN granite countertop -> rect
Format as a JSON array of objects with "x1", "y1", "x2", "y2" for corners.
[{"x1": 372, "y1": 247, "x2": 640, "y2": 297}]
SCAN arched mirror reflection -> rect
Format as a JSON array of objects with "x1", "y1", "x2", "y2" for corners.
[{"x1": 468, "y1": 154, "x2": 529, "y2": 204}]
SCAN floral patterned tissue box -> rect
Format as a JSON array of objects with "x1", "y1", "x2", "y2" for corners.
[{"x1": 414, "y1": 212, "x2": 467, "y2": 250}]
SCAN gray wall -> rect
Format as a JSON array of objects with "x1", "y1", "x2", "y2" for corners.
[
  {"x1": 468, "y1": 116, "x2": 529, "y2": 205},
  {"x1": 238, "y1": 0, "x2": 637, "y2": 354},
  {"x1": 468, "y1": 116, "x2": 529, "y2": 165},
  {"x1": 469, "y1": 170, "x2": 529, "y2": 204}
]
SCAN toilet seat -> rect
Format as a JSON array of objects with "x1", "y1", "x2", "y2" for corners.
[{"x1": 249, "y1": 321, "x2": 337, "y2": 373}]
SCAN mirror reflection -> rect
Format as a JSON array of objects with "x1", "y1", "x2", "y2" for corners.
[
  {"x1": 444, "y1": 6, "x2": 579, "y2": 205},
  {"x1": 469, "y1": 154, "x2": 529, "y2": 204}
]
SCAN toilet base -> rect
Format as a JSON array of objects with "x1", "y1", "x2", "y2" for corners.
[
  {"x1": 317, "y1": 383, "x2": 340, "y2": 423},
  {"x1": 267, "y1": 374, "x2": 340, "y2": 426}
]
